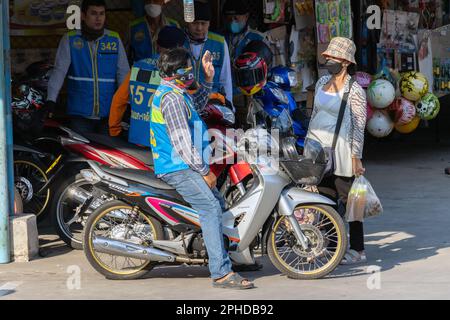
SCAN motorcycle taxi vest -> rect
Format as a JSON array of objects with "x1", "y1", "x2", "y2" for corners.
[
  {"x1": 184, "y1": 32, "x2": 225, "y2": 93},
  {"x1": 130, "y1": 17, "x2": 180, "y2": 62},
  {"x1": 129, "y1": 55, "x2": 161, "y2": 147},
  {"x1": 150, "y1": 84, "x2": 210, "y2": 176},
  {"x1": 67, "y1": 30, "x2": 120, "y2": 118}
]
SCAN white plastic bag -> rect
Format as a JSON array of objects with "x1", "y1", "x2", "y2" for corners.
[{"x1": 346, "y1": 176, "x2": 383, "y2": 222}]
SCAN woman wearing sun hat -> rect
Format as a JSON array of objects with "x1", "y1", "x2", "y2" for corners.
[{"x1": 306, "y1": 37, "x2": 368, "y2": 265}]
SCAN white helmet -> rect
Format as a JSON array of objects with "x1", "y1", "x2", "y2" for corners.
[{"x1": 367, "y1": 110, "x2": 394, "y2": 138}]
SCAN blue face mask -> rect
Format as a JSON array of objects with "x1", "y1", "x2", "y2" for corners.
[{"x1": 228, "y1": 21, "x2": 246, "y2": 34}]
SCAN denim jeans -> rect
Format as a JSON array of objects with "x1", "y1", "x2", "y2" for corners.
[{"x1": 161, "y1": 169, "x2": 232, "y2": 280}]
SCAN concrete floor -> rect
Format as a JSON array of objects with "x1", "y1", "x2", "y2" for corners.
[{"x1": 1, "y1": 130, "x2": 450, "y2": 300}]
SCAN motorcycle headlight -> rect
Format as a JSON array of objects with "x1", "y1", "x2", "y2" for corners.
[
  {"x1": 269, "y1": 87, "x2": 289, "y2": 105},
  {"x1": 288, "y1": 71, "x2": 298, "y2": 88},
  {"x1": 273, "y1": 75, "x2": 285, "y2": 86}
]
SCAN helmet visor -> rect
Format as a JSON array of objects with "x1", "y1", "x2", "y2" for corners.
[{"x1": 234, "y1": 67, "x2": 266, "y2": 88}]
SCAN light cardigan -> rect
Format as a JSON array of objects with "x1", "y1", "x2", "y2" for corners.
[{"x1": 307, "y1": 75, "x2": 367, "y2": 177}]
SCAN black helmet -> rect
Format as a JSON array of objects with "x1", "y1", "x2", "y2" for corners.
[
  {"x1": 12, "y1": 85, "x2": 46, "y2": 134},
  {"x1": 243, "y1": 40, "x2": 273, "y2": 69},
  {"x1": 24, "y1": 60, "x2": 53, "y2": 94}
]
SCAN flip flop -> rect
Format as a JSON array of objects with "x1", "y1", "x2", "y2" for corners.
[
  {"x1": 213, "y1": 273, "x2": 255, "y2": 290},
  {"x1": 340, "y1": 250, "x2": 367, "y2": 265}
]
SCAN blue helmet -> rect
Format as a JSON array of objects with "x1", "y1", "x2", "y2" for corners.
[{"x1": 270, "y1": 66, "x2": 298, "y2": 90}]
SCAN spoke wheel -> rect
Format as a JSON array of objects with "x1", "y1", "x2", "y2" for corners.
[
  {"x1": 14, "y1": 159, "x2": 50, "y2": 219},
  {"x1": 267, "y1": 205, "x2": 347, "y2": 280},
  {"x1": 84, "y1": 200, "x2": 164, "y2": 280}
]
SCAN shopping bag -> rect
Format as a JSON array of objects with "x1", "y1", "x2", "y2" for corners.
[{"x1": 346, "y1": 176, "x2": 383, "y2": 222}]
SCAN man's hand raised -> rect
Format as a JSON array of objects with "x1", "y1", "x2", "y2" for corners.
[{"x1": 202, "y1": 50, "x2": 215, "y2": 83}]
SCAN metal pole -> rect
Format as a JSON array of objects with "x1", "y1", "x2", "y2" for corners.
[{"x1": 0, "y1": 0, "x2": 13, "y2": 264}]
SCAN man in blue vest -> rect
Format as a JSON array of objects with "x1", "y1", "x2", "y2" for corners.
[
  {"x1": 46, "y1": 0, "x2": 130, "y2": 134},
  {"x1": 150, "y1": 47, "x2": 254, "y2": 289},
  {"x1": 223, "y1": 0, "x2": 266, "y2": 98},
  {"x1": 129, "y1": 0, "x2": 179, "y2": 63},
  {"x1": 184, "y1": 1, "x2": 233, "y2": 104},
  {"x1": 109, "y1": 26, "x2": 186, "y2": 147}
]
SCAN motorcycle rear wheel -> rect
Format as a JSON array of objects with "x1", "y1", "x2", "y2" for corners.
[
  {"x1": 52, "y1": 173, "x2": 91, "y2": 250},
  {"x1": 84, "y1": 200, "x2": 164, "y2": 280},
  {"x1": 267, "y1": 205, "x2": 347, "y2": 280}
]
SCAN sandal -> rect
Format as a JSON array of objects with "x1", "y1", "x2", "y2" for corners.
[
  {"x1": 340, "y1": 250, "x2": 367, "y2": 265},
  {"x1": 213, "y1": 273, "x2": 255, "y2": 290}
]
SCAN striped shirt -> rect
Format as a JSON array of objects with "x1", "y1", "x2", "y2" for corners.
[
  {"x1": 310, "y1": 75, "x2": 367, "y2": 159},
  {"x1": 159, "y1": 80, "x2": 213, "y2": 176}
]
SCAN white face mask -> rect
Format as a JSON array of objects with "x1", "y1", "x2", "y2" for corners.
[{"x1": 145, "y1": 4, "x2": 162, "y2": 18}]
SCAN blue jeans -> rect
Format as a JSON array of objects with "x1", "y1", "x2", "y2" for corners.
[{"x1": 161, "y1": 169, "x2": 232, "y2": 280}]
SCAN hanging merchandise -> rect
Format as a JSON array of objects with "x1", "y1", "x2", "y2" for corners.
[
  {"x1": 315, "y1": 0, "x2": 353, "y2": 44},
  {"x1": 374, "y1": 66, "x2": 401, "y2": 90},
  {"x1": 388, "y1": 97, "x2": 416, "y2": 126},
  {"x1": 399, "y1": 71, "x2": 429, "y2": 102},
  {"x1": 367, "y1": 79, "x2": 396, "y2": 109},
  {"x1": 395, "y1": 115, "x2": 421, "y2": 134},
  {"x1": 415, "y1": 93, "x2": 441, "y2": 121},
  {"x1": 294, "y1": 0, "x2": 314, "y2": 16},
  {"x1": 367, "y1": 110, "x2": 394, "y2": 138},
  {"x1": 264, "y1": 0, "x2": 289, "y2": 24},
  {"x1": 429, "y1": 25, "x2": 450, "y2": 95},
  {"x1": 380, "y1": 10, "x2": 420, "y2": 50},
  {"x1": 433, "y1": 58, "x2": 450, "y2": 94}
]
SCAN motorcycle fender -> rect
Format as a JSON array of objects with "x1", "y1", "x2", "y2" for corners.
[
  {"x1": 277, "y1": 187, "x2": 336, "y2": 216},
  {"x1": 13, "y1": 144, "x2": 46, "y2": 157}
]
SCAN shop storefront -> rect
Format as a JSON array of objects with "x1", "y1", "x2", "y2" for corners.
[{"x1": 0, "y1": 0, "x2": 449, "y2": 263}]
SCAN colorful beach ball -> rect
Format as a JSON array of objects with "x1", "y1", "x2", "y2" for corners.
[
  {"x1": 416, "y1": 93, "x2": 440, "y2": 121},
  {"x1": 395, "y1": 116, "x2": 421, "y2": 134},
  {"x1": 355, "y1": 72, "x2": 372, "y2": 89},
  {"x1": 367, "y1": 79, "x2": 396, "y2": 109},
  {"x1": 367, "y1": 110, "x2": 394, "y2": 138},
  {"x1": 399, "y1": 72, "x2": 429, "y2": 102},
  {"x1": 389, "y1": 97, "x2": 416, "y2": 125}
]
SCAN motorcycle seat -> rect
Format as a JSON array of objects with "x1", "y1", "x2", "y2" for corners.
[
  {"x1": 84, "y1": 133, "x2": 153, "y2": 167},
  {"x1": 101, "y1": 166, "x2": 175, "y2": 191}
]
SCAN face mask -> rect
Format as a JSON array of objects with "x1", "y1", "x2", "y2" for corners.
[
  {"x1": 145, "y1": 4, "x2": 162, "y2": 18},
  {"x1": 325, "y1": 60, "x2": 344, "y2": 75},
  {"x1": 165, "y1": 67, "x2": 195, "y2": 89},
  {"x1": 228, "y1": 21, "x2": 246, "y2": 34}
]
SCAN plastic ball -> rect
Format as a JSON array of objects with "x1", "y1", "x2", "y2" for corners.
[
  {"x1": 367, "y1": 110, "x2": 394, "y2": 138},
  {"x1": 388, "y1": 97, "x2": 416, "y2": 125},
  {"x1": 395, "y1": 115, "x2": 420, "y2": 134},
  {"x1": 367, "y1": 103, "x2": 374, "y2": 121},
  {"x1": 367, "y1": 79, "x2": 396, "y2": 109},
  {"x1": 400, "y1": 71, "x2": 429, "y2": 102},
  {"x1": 355, "y1": 72, "x2": 372, "y2": 89},
  {"x1": 416, "y1": 93, "x2": 440, "y2": 121}
]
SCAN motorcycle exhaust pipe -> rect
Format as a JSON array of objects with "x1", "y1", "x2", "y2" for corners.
[
  {"x1": 93, "y1": 236, "x2": 176, "y2": 263},
  {"x1": 67, "y1": 186, "x2": 92, "y2": 205}
]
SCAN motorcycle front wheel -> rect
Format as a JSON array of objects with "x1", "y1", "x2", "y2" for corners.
[
  {"x1": 14, "y1": 157, "x2": 51, "y2": 221},
  {"x1": 267, "y1": 205, "x2": 347, "y2": 280},
  {"x1": 83, "y1": 200, "x2": 164, "y2": 280}
]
